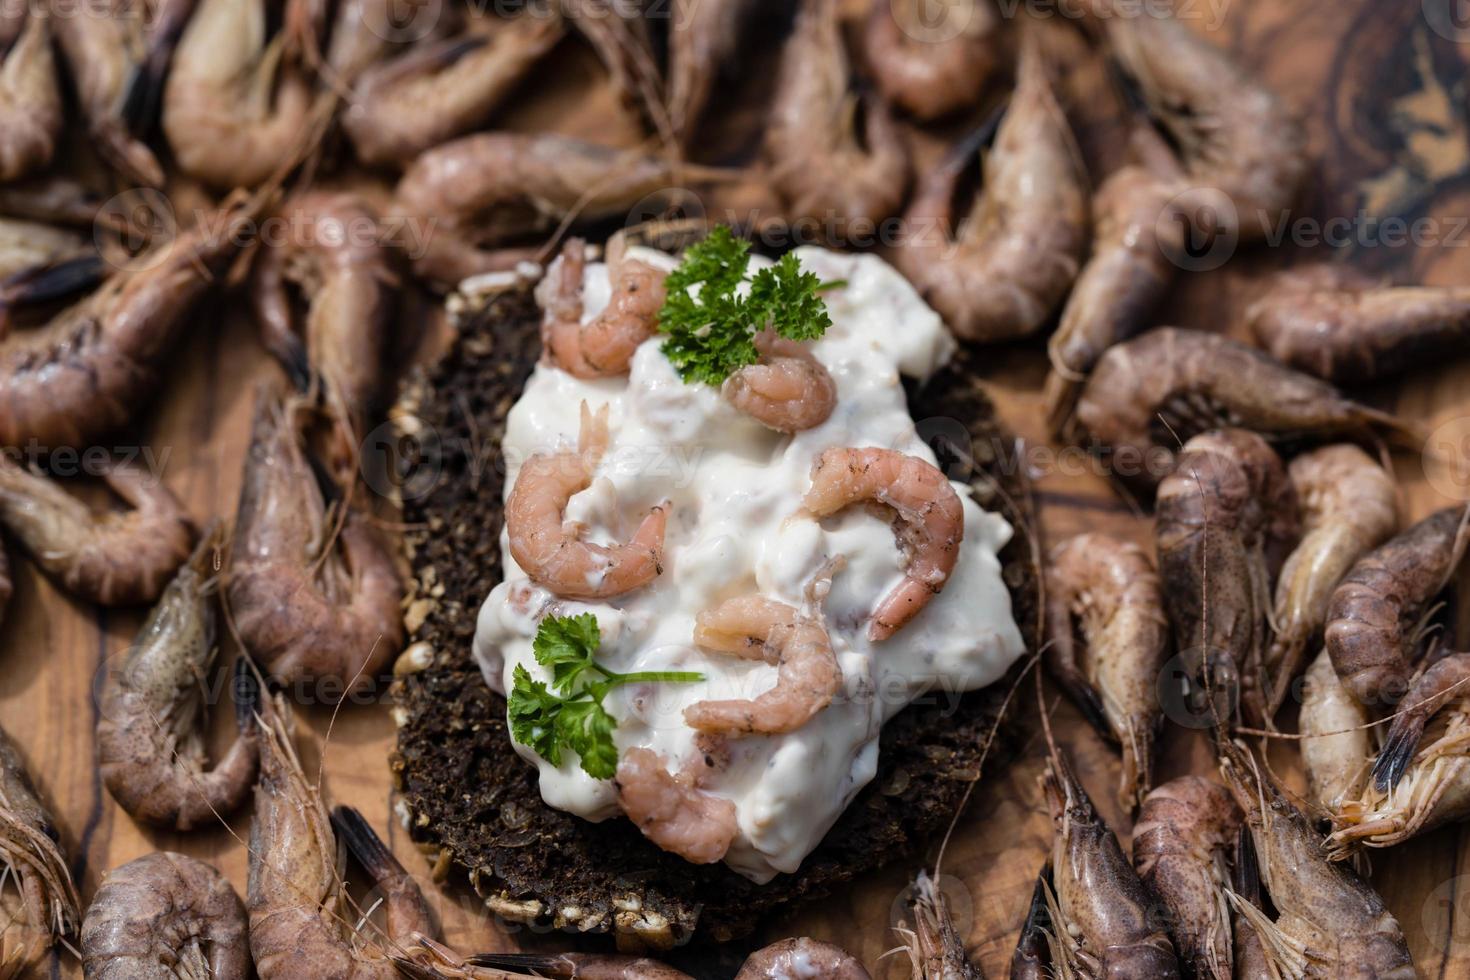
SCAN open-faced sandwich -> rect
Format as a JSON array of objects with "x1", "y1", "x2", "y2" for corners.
[{"x1": 392, "y1": 225, "x2": 1038, "y2": 948}]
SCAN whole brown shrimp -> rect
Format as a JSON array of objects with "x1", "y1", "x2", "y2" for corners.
[
  {"x1": 863, "y1": 0, "x2": 1001, "y2": 122},
  {"x1": 228, "y1": 388, "x2": 403, "y2": 698},
  {"x1": 895, "y1": 870, "x2": 981, "y2": 979},
  {"x1": 895, "y1": 36, "x2": 1087, "y2": 344},
  {"x1": 0, "y1": 539, "x2": 8, "y2": 628},
  {"x1": 537, "y1": 234, "x2": 666, "y2": 379},
  {"x1": 685, "y1": 590, "x2": 842, "y2": 735},
  {"x1": 1075, "y1": 327, "x2": 1414, "y2": 490},
  {"x1": 557, "y1": 0, "x2": 665, "y2": 137},
  {"x1": 722, "y1": 331, "x2": 837, "y2": 432},
  {"x1": 1043, "y1": 750, "x2": 1181, "y2": 978},
  {"x1": 97, "y1": 527, "x2": 259, "y2": 830},
  {"x1": 505, "y1": 402, "x2": 668, "y2": 599},
  {"x1": 1372, "y1": 650, "x2": 1470, "y2": 791},
  {"x1": 0, "y1": 4, "x2": 61, "y2": 183},
  {"x1": 163, "y1": 0, "x2": 325, "y2": 190},
  {"x1": 1300, "y1": 649, "x2": 1372, "y2": 815},
  {"x1": 1043, "y1": 122, "x2": 1184, "y2": 437},
  {"x1": 1264, "y1": 445, "x2": 1397, "y2": 718},
  {"x1": 392, "y1": 133, "x2": 722, "y2": 287},
  {"x1": 81, "y1": 852, "x2": 249, "y2": 979},
  {"x1": 1044, "y1": 533, "x2": 1167, "y2": 810},
  {"x1": 1155, "y1": 429, "x2": 1297, "y2": 728},
  {"x1": 1132, "y1": 776, "x2": 1241, "y2": 980},
  {"x1": 249, "y1": 698, "x2": 438, "y2": 978},
  {"x1": 51, "y1": 1, "x2": 165, "y2": 187},
  {"x1": 1325, "y1": 506, "x2": 1470, "y2": 707},
  {"x1": 252, "y1": 190, "x2": 398, "y2": 467},
  {"x1": 765, "y1": 0, "x2": 910, "y2": 239},
  {"x1": 804, "y1": 447, "x2": 964, "y2": 642},
  {"x1": 1097, "y1": 0, "x2": 1305, "y2": 241},
  {"x1": 0, "y1": 723, "x2": 79, "y2": 979},
  {"x1": 735, "y1": 939, "x2": 870, "y2": 979},
  {"x1": 667, "y1": 0, "x2": 759, "y2": 145},
  {"x1": 342, "y1": 8, "x2": 564, "y2": 167},
  {"x1": 615, "y1": 745, "x2": 737, "y2": 865},
  {"x1": 471, "y1": 937, "x2": 869, "y2": 980},
  {"x1": 1217, "y1": 740, "x2": 1414, "y2": 978},
  {"x1": 1326, "y1": 674, "x2": 1470, "y2": 858},
  {"x1": 0, "y1": 456, "x2": 194, "y2": 607},
  {"x1": 1247, "y1": 261, "x2": 1470, "y2": 383},
  {"x1": 0, "y1": 190, "x2": 270, "y2": 450}
]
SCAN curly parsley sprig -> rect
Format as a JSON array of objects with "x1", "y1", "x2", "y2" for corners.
[
  {"x1": 508, "y1": 613, "x2": 703, "y2": 780},
  {"x1": 657, "y1": 226, "x2": 840, "y2": 385}
]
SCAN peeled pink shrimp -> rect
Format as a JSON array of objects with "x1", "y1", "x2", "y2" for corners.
[
  {"x1": 894, "y1": 35, "x2": 1087, "y2": 343},
  {"x1": 537, "y1": 235, "x2": 667, "y2": 379},
  {"x1": 615, "y1": 746, "x2": 736, "y2": 865},
  {"x1": 804, "y1": 448, "x2": 964, "y2": 641},
  {"x1": 736, "y1": 938, "x2": 870, "y2": 979},
  {"x1": 722, "y1": 331, "x2": 836, "y2": 432},
  {"x1": 505, "y1": 403, "x2": 668, "y2": 599},
  {"x1": 685, "y1": 594, "x2": 841, "y2": 735}
]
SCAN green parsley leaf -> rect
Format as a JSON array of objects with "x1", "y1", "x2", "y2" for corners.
[
  {"x1": 531, "y1": 611, "x2": 602, "y2": 694},
  {"x1": 657, "y1": 225, "x2": 837, "y2": 385},
  {"x1": 509, "y1": 614, "x2": 704, "y2": 780}
]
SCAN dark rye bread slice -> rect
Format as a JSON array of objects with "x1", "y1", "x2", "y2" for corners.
[{"x1": 389, "y1": 275, "x2": 1040, "y2": 949}]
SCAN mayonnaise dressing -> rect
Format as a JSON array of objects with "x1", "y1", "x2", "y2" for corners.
[{"x1": 473, "y1": 245, "x2": 1025, "y2": 882}]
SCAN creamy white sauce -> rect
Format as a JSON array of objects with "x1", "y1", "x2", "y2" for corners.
[{"x1": 473, "y1": 245, "x2": 1025, "y2": 882}]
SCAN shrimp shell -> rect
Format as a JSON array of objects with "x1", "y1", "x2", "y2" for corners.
[
  {"x1": 721, "y1": 331, "x2": 837, "y2": 433},
  {"x1": 895, "y1": 36, "x2": 1086, "y2": 343},
  {"x1": 163, "y1": 0, "x2": 325, "y2": 190},
  {"x1": 0, "y1": 192, "x2": 268, "y2": 450},
  {"x1": 342, "y1": 10, "x2": 564, "y2": 167},
  {"x1": 0, "y1": 5, "x2": 62, "y2": 183},
  {"x1": 97, "y1": 528, "x2": 260, "y2": 830},
  {"x1": 667, "y1": 0, "x2": 759, "y2": 145},
  {"x1": 248, "y1": 697, "x2": 436, "y2": 978},
  {"x1": 1075, "y1": 327, "x2": 1412, "y2": 490},
  {"x1": 0, "y1": 723, "x2": 79, "y2": 980},
  {"x1": 765, "y1": 0, "x2": 910, "y2": 238},
  {"x1": 1325, "y1": 506, "x2": 1470, "y2": 706},
  {"x1": 1044, "y1": 532, "x2": 1168, "y2": 810},
  {"x1": 1043, "y1": 123, "x2": 1184, "y2": 437},
  {"x1": 1043, "y1": 751, "x2": 1181, "y2": 978},
  {"x1": 228, "y1": 388, "x2": 404, "y2": 698},
  {"x1": 1247, "y1": 262, "x2": 1470, "y2": 383},
  {"x1": 81, "y1": 852, "x2": 249, "y2": 979},
  {"x1": 1132, "y1": 776, "x2": 1241, "y2": 980},
  {"x1": 1155, "y1": 429, "x2": 1297, "y2": 728},
  {"x1": 1217, "y1": 741, "x2": 1414, "y2": 979},
  {"x1": 804, "y1": 447, "x2": 964, "y2": 642},
  {"x1": 0, "y1": 457, "x2": 194, "y2": 607},
  {"x1": 1300, "y1": 648, "x2": 1371, "y2": 814},
  {"x1": 1098, "y1": 0, "x2": 1305, "y2": 241},
  {"x1": 897, "y1": 870, "x2": 981, "y2": 979},
  {"x1": 863, "y1": 0, "x2": 1002, "y2": 122},
  {"x1": 1265, "y1": 445, "x2": 1396, "y2": 718}
]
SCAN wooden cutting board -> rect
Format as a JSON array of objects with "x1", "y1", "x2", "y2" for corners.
[{"x1": 5, "y1": 0, "x2": 1470, "y2": 975}]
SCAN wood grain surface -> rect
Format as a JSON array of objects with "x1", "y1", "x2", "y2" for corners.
[{"x1": 5, "y1": 0, "x2": 1470, "y2": 976}]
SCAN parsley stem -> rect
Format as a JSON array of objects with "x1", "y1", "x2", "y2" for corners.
[{"x1": 613, "y1": 670, "x2": 705, "y2": 685}]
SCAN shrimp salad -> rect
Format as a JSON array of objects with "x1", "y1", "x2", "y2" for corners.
[{"x1": 474, "y1": 244, "x2": 1025, "y2": 881}]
